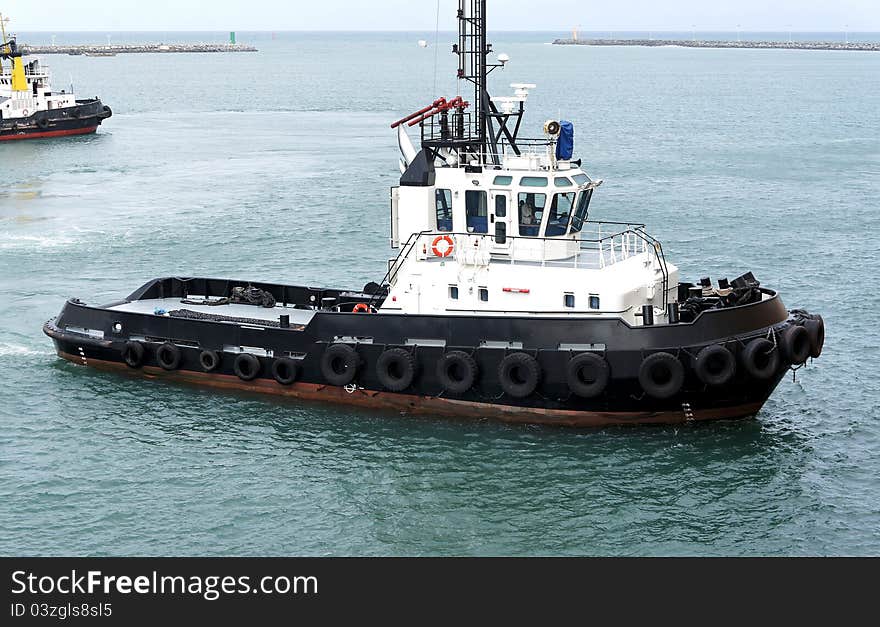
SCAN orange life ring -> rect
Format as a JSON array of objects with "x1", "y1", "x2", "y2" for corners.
[
  {"x1": 22, "y1": 109, "x2": 28, "y2": 116},
  {"x1": 352, "y1": 303, "x2": 371, "y2": 313},
  {"x1": 431, "y1": 235, "x2": 454, "y2": 258}
]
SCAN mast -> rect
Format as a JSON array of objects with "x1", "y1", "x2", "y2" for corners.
[
  {"x1": 397, "y1": 0, "x2": 524, "y2": 167},
  {"x1": 0, "y1": 14, "x2": 27, "y2": 91},
  {"x1": 453, "y1": 0, "x2": 523, "y2": 165}
]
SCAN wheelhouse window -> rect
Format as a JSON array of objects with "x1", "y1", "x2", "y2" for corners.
[
  {"x1": 569, "y1": 189, "x2": 593, "y2": 233},
  {"x1": 572, "y1": 173, "x2": 591, "y2": 186},
  {"x1": 545, "y1": 192, "x2": 576, "y2": 236},
  {"x1": 435, "y1": 189, "x2": 453, "y2": 232},
  {"x1": 518, "y1": 192, "x2": 546, "y2": 236},
  {"x1": 493, "y1": 175, "x2": 513, "y2": 186},
  {"x1": 465, "y1": 190, "x2": 488, "y2": 233},
  {"x1": 520, "y1": 176, "x2": 548, "y2": 187},
  {"x1": 554, "y1": 177, "x2": 573, "y2": 187}
]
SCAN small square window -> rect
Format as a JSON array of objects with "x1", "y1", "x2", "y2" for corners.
[
  {"x1": 449, "y1": 285, "x2": 459, "y2": 300},
  {"x1": 589, "y1": 294, "x2": 600, "y2": 310},
  {"x1": 564, "y1": 293, "x2": 575, "y2": 308},
  {"x1": 479, "y1": 287, "x2": 489, "y2": 302}
]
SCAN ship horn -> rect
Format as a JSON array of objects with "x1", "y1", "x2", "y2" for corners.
[{"x1": 398, "y1": 125, "x2": 417, "y2": 167}]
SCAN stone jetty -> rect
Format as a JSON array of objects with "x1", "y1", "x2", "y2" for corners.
[
  {"x1": 552, "y1": 38, "x2": 880, "y2": 52},
  {"x1": 19, "y1": 43, "x2": 258, "y2": 55}
]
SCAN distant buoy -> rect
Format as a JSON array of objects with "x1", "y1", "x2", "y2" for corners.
[{"x1": 418, "y1": 40, "x2": 428, "y2": 48}]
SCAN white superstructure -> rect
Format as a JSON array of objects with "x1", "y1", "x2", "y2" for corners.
[
  {"x1": 384, "y1": 131, "x2": 678, "y2": 324},
  {"x1": 0, "y1": 56, "x2": 77, "y2": 120}
]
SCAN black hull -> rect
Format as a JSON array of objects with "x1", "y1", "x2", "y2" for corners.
[
  {"x1": 43, "y1": 276, "x2": 821, "y2": 427},
  {"x1": 0, "y1": 98, "x2": 111, "y2": 141}
]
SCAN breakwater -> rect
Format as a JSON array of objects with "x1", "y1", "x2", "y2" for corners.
[
  {"x1": 19, "y1": 43, "x2": 258, "y2": 55},
  {"x1": 553, "y1": 38, "x2": 880, "y2": 52}
]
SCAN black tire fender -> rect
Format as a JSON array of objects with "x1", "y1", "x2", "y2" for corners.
[
  {"x1": 498, "y1": 352, "x2": 541, "y2": 399},
  {"x1": 565, "y1": 352, "x2": 610, "y2": 398},
  {"x1": 271, "y1": 357, "x2": 300, "y2": 385},
  {"x1": 781, "y1": 325, "x2": 810, "y2": 365},
  {"x1": 741, "y1": 338, "x2": 780, "y2": 380},
  {"x1": 320, "y1": 344, "x2": 359, "y2": 386},
  {"x1": 803, "y1": 316, "x2": 825, "y2": 359},
  {"x1": 694, "y1": 344, "x2": 736, "y2": 387},
  {"x1": 376, "y1": 348, "x2": 416, "y2": 392},
  {"x1": 234, "y1": 353, "x2": 261, "y2": 381},
  {"x1": 199, "y1": 350, "x2": 220, "y2": 372},
  {"x1": 638, "y1": 352, "x2": 685, "y2": 399},
  {"x1": 156, "y1": 342, "x2": 182, "y2": 371},
  {"x1": 436, "y1": 351, "x2": 478, "y2": 394},
  {"x1": 122, "y1": 341, "x2": 145, "y2": 368}
]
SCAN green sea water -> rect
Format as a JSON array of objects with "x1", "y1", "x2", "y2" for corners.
[{"x1": 1, "y1": 32, "x2": 878, "y2": 555}]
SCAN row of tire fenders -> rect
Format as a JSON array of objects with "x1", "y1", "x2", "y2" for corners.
[{"x1": 118, "y1": 317, "x2": 823, "y2": 400}]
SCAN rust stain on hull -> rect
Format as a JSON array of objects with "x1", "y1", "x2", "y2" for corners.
[{"x1": 57, "y1": 351, "x2": 763, "y2": 427}]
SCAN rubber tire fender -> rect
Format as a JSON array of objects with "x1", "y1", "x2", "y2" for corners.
[
  {"x1": 36, "y1": 116, "x2": 49, "y2": 129},
  {"x1": 694, "y1": 344, "x2": 736, "y2": 387},
  {"x1": 498, "y1": 352, "x2": 541, "y2": 399},
  {"x1": 320, "y1": 344, "x2": 359, "y2": 386},
  {"x1": 741, "y1": 338, "x2": 780, "y2": 380},
  {"x1": 638, "y1": 352, "x2": 685, "y2": 399},
  {"x1": 436, "y1": 351, "x2": 478, "y2": 394},
  {"x1": 565, "y1": 352, "x2": 610, "y2": 398},
  {"x1": 781, "y1": 325, "x2": 810, "y2": 365},
  {"x1": 156, "y1": 342, "x2": 182, "y2": 371},
  {"x1": 199, "y1": 350, "x2": 221, "y2": 372},
  {"x1": 234, "y1": 353, "x2": 261, "y2": 381},
  {"x1": 803, "y1": 315, "x2": 825, "y2": 359},
  {"x1": 271, "y1": 357, "x2": 300, "y2": 385},
  {"x1": 376, "y1": 348, "x2": 416, "y2": 392},
  {"x1": 122, "y1": 341, "x2": 145, "y2": 368}
]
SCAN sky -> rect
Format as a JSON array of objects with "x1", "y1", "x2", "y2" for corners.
[{"x1": 3, "y1": 0, "x2": 879, "y2": 32}]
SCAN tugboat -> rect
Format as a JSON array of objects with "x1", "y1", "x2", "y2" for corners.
[
  {"x1": 0, "y1": 16, "x2": 111, "y2": 141},
  {"x1": 43, "y1": 1, "x2": 824, "y2": 426}
]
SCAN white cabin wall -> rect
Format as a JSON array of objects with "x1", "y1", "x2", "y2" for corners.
[{"x1": 396, "y1": 186, "x2": 434, "y2": 243}]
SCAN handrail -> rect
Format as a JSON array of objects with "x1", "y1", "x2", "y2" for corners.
[
  {"x1": 367, "y1": 230, "x2": 432, "y2": 308},
  {"x1": 370, "y1": 223, "x2": 670, "y2": 310}
]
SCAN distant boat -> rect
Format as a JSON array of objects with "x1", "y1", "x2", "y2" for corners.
[
  {"x1": 83, "y1": 51, "x2": 116, "y2": 57},
  {"x1": 1, "y1": 16, "x2": 112, "y2": 141}
]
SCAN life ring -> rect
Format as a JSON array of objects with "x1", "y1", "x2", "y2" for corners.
[
  {"x1": 199, "y1": 350, "x2": 220, "y2": 372},
  {"x1": 22, "y1": 109, "x2": 28, "y2": 117},
  {"x1": 741, "y1": 338, "x2": 779, "y2": 380},
  {"x1": 781, "y1": 325, "x2": 810, "y2": 365},
  {"x1": 352, "y1": 303, "x2": 371, "y2": 313},
  {"x1": 436, "y1": 350, "x2": 478, "y2": 394},
  {"x1": 376, "y1": 348, "x2": 416, "y2": 391},
  {"x1": 638, "y1": 352, "x2": 684, "y2": 399},
  {"x1": 431, "y1": 234, "x2": 454, "y2": 258},
  {"x1": 156, "y1": 342, "x2": 182, "y2": 371},
  {"x1": 271, "y1": 357, "x2": 300, "y2": 385},
  {"x1": 320, "y1": 344, "x2": 359, "y2": 386},
  {"x1": 565, "y1": 352, "x2": 609, "y2": 398},
  {"x1": 694, "y1": 344, "x2": 736, "y2": 387},
  {"x1": 234, "y1": 353, "x2": 261, "y2": 381},
  {"x1": 121, "y1": 341, "x2": 145, "y2": 368},
  {"x1": 804, "y1": 315, "x2": 824, "y2": 358},
  {"x1": 498, "y1": 352, "x2": 541, "y2": 398}
]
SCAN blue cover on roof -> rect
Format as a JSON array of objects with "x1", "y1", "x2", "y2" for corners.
[{"x1": 556, "y1": 120, "x2": 574, "y2": 160}]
